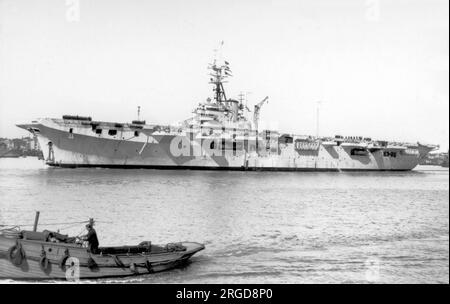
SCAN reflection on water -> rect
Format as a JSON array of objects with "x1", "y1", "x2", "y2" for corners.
[{"x1": 0, "y1": 157, "x2": 448, "y2": 283}]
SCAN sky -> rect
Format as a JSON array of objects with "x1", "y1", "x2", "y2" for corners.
[{"x1": 0, "y1": 0, "x2": 448, "y2": 151}]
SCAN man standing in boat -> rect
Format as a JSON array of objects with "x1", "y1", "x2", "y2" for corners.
[{"x1": 81, "y1": 219, "x2": 99, "y2": 254}]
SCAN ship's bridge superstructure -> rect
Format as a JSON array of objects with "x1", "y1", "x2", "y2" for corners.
[{"x1": 187, "y1": 58, "x2": 253, "y2": 131}]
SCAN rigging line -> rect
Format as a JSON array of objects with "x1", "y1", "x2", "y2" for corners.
[
  {"x1": 75, "y1": 227, "x2": 86, "y2": 237},
  {"x1": 0, "y1": 224, "x2": 32, "y2": 227},
  {"x1": 0, "y1": 220, "x2": 90, "y2": 227},
  {"x1": 54, "y1": 222, "x2": 85, "y2": 231},
  {"x1": 0, "y1": 225, "x2": 21, "y2": 231},
  {"x1": 0, "y1": 220, "x2": 113, "y2": 228}
]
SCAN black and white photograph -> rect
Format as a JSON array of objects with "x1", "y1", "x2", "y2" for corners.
[{"x1": 0, "y1": 0, "x2": 448, "y2": 291}]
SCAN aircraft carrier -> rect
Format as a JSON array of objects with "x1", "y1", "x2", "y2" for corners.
[{"x1": 17, "y1": 57, "x2": 437, "y2": 171}]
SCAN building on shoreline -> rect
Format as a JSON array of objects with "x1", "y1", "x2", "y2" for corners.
[
  {"x1": 420, "y1": 151, "x2": 449, "y2": 167},
  {"x1": 0, "y1": 136, "x2": 43, "y2": 158}
]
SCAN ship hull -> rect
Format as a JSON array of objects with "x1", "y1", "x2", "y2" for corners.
[
  {"x1": 49, "y1": 163, "x2": 412, "y2": 171},
  {"x1": 0, "y1": 236, "x2": 204, "y2": 280},
  {"x1": 17, "y1": 120, "x2": 435, "y2": 172},
  {"x1": 0, "y1": 256, "x2": 190, "y2": 280}
]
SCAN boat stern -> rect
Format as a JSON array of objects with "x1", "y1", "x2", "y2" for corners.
[{"x1": 181, "y1": 242, "x2": 205, "y2": 254}]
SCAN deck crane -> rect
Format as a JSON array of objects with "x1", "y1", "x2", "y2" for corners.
[{"x1": 253, "y1": 96, "x2": 269, "y2": 130}]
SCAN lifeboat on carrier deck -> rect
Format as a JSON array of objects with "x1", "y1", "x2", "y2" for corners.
[
  {"x1": 340, "y1": 142, "x2": 368, "y2": 149},
  {"x1": 385, "y1": 144, "x2": 407, "y2": 151},
  {"x1": 321, "y1": 140, "x2": 337, "y2": 147},
  {"x1": 0, "y1": 217, "x2": 204, "y2": 280}
]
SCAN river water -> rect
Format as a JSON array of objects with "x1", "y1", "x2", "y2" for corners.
[{"x1": 0, "y1": 157, "x2": 448, "y2": 283}]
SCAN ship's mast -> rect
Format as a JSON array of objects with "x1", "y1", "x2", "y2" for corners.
[
  {"x1": 209, "y1": 62, "x2": 231, "y2": 103},
  {"x1": 238, "y1": 92, "x2": 245, "y2": 105},
  {"x1": 208, "y1": 42, "x2": 232, "y2": 104}
]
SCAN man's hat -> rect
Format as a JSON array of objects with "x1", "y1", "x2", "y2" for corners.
[{"x1": 86, "y1": 218, "x2": 95, "y2": 228}]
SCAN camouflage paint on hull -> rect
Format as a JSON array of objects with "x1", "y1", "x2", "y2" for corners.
[{"x1": 17, "y1": 119, "x2": 434, "y2": 171}]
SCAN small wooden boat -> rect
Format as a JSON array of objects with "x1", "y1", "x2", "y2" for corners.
[{"x1": 0, "y1": 215, "x2": 204, "y2": 280}]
